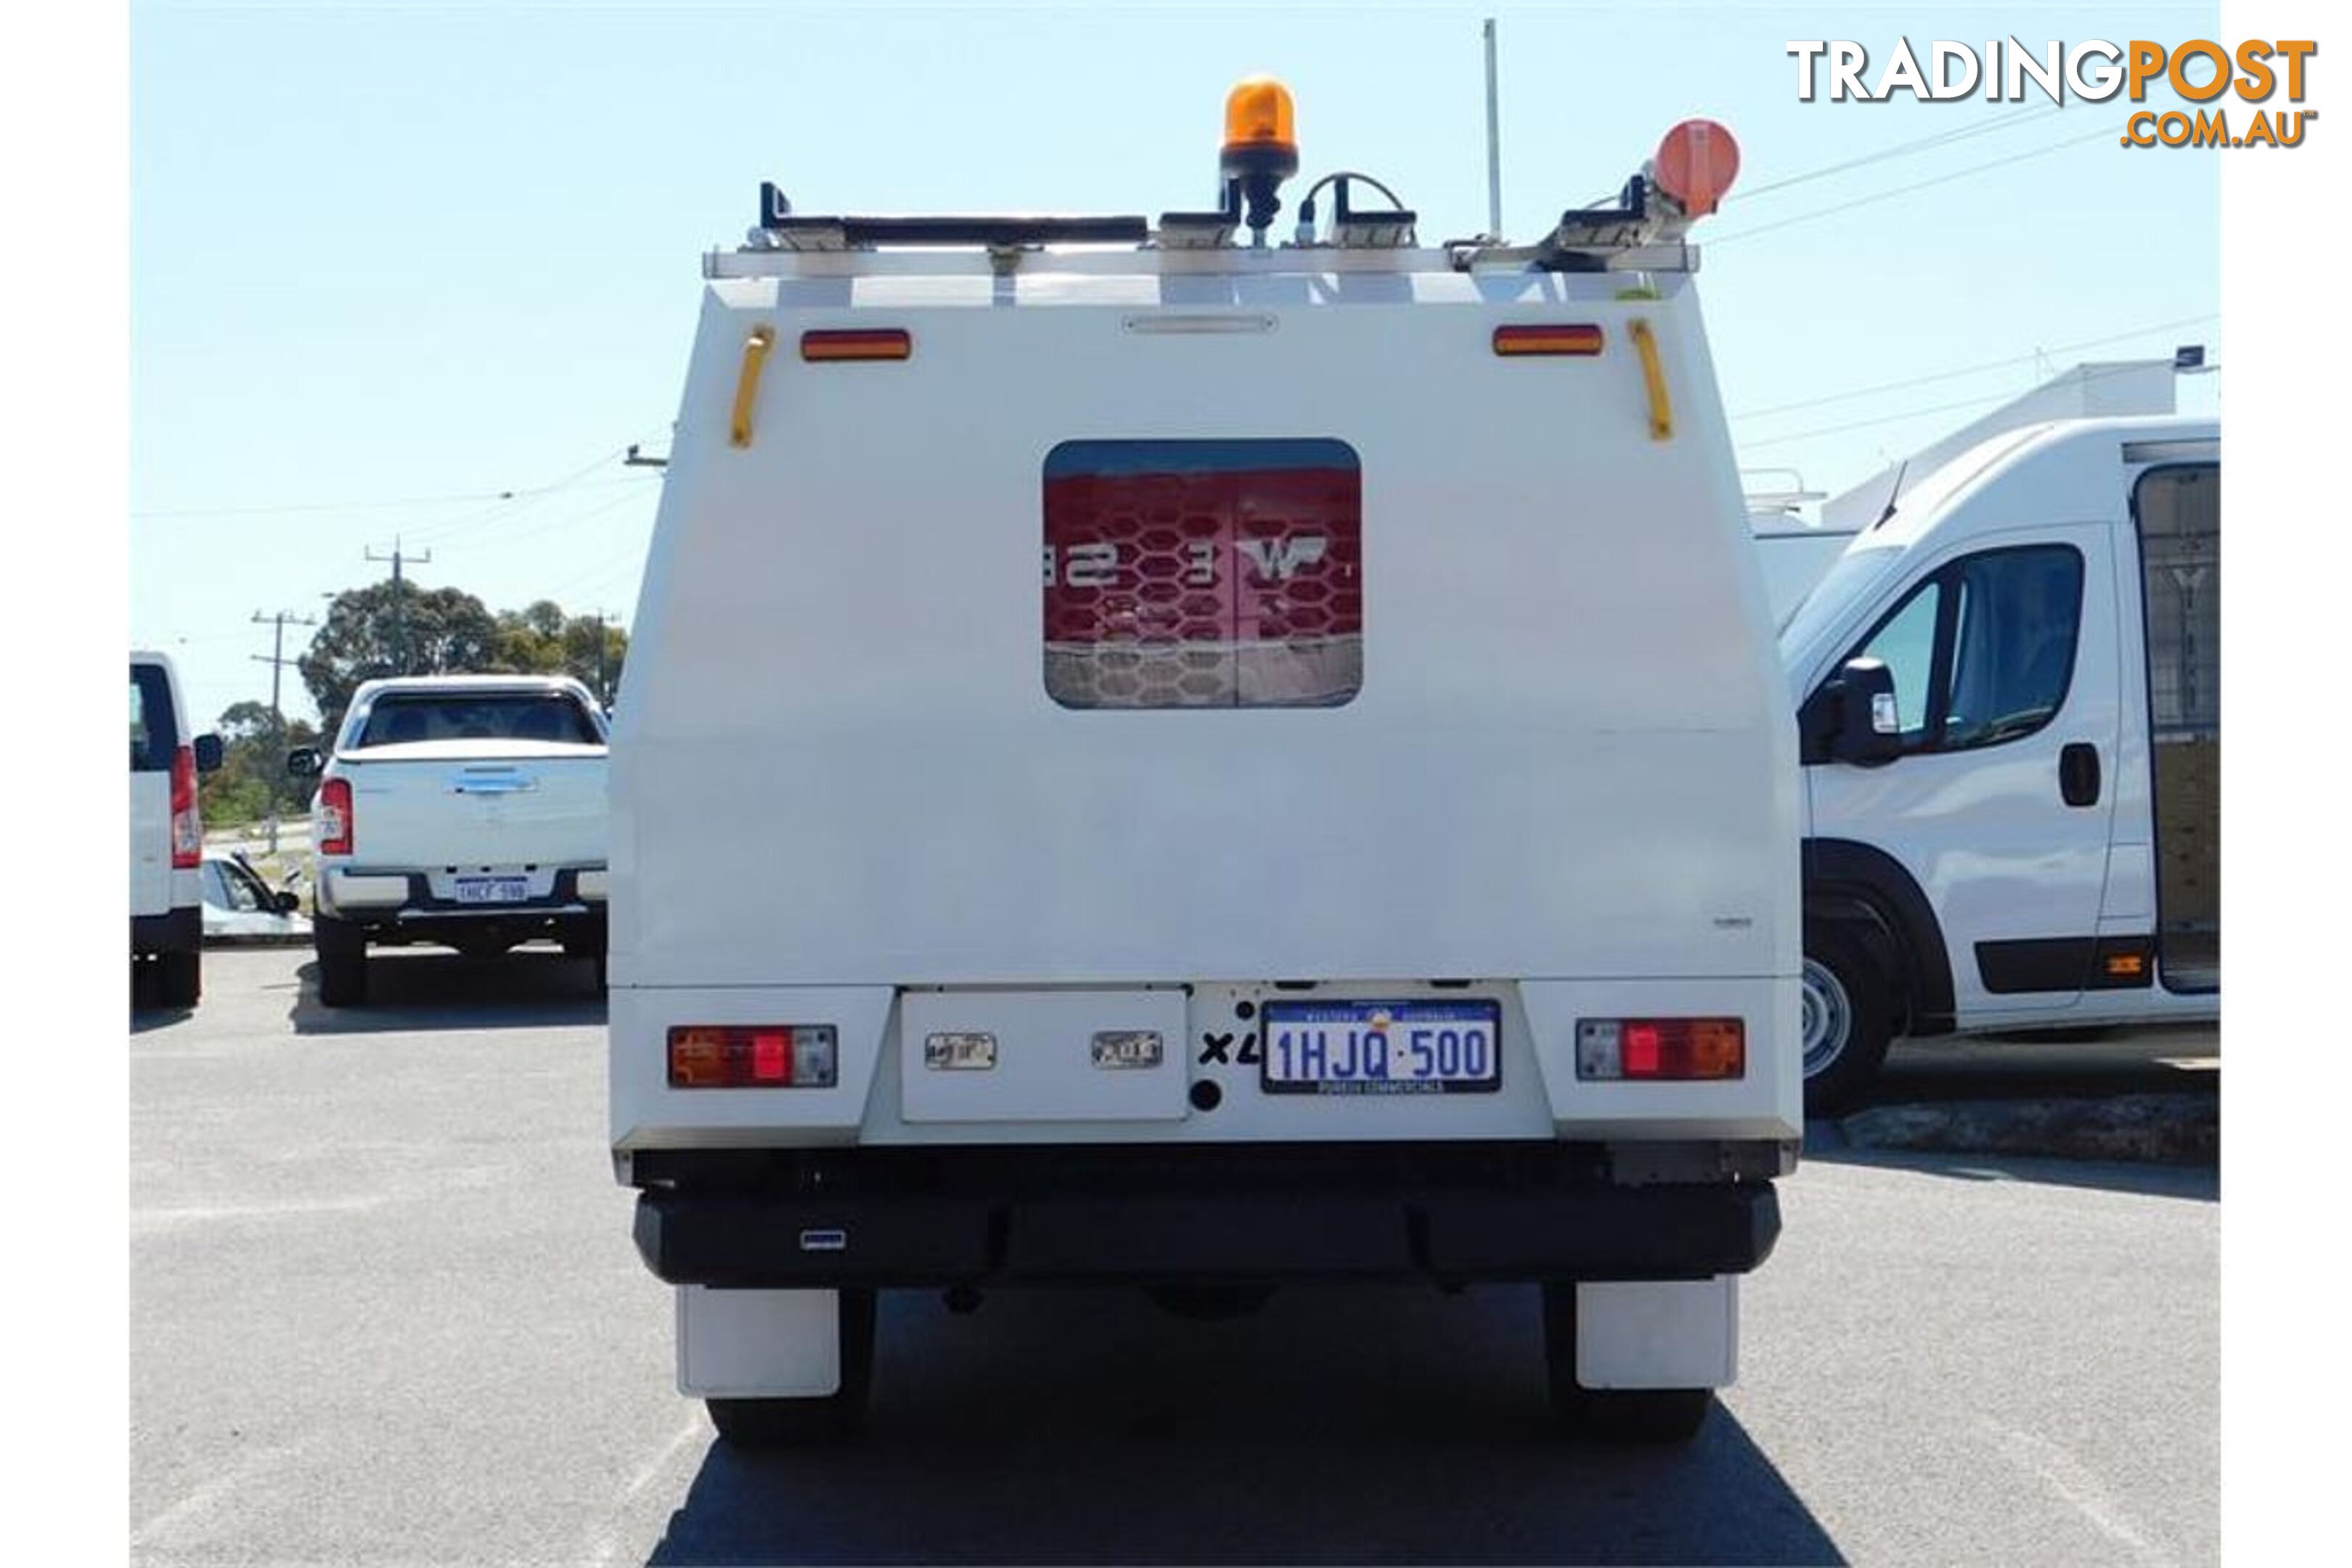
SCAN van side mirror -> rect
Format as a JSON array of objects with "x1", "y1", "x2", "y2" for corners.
[
  {"x1": 286, "y1": 746, "x2": 323, "y2": 780},
  {"x1": 193, "y1": 733, "x2": 225, "y2": 775},
  {"x1": 274, "y1": 890, "x2": 302, "y2": 914},
  {"x1": 1826, "y1": 658, "x2": 1903, "y2": 766}
]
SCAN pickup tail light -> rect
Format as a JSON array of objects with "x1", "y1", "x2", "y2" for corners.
[
  {"x1": 170, "y1": 745, "x2": 202, "y2": 869},
  {"x1": 318, "y1": 777, "x2": 354, "y2": 857},
  {"x1": 1575, "y1": 1018, "x2": 1745, "y2": 1081},
  {"x1": 669, "y1": 1026, "x2": 839, "y2": 1088}
]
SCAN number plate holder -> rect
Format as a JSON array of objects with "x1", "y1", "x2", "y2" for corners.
[
  {"x1": 454, "y1": 875, "x2": 531, "y2": 905},
  {"x1": 1260, "y1": 999, "x2": 1503, "y2": 1095}
]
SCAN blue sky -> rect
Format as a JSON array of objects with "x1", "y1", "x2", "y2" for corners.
[{"x1": 131, "y1": 0, "x2": 2220, "y2": 726}]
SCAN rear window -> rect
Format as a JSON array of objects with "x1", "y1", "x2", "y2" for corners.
[
  {"x1": 130, "y1": 662, "x2": 177, "y2": 772},
  {"x1": 356, "y1": 692, "x2": 602, "y2": 747},
  {"x1": 1042, "y1": 438, "x2": 1362, "y2": 709}
]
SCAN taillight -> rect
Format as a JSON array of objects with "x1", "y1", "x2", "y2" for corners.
[
  {"x1": 668, "y1": 1026, "x2": 839, "y2": 1088},
  {"x1": 1575, "y1": 1018, "x2": 1745, "y2": 1081},
  {"x1": 1493, "y1": 324, "x2": 1606, "y2": 357},
  {"x1": 170, "y1": 746, "x2": 201, "y2": 869},
  {"x1": 318, "y1": 777, "x2": 354, "y2": 856}
]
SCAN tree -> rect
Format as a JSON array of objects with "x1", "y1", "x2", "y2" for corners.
[
  {"x1": 301, "y1": 579, "x2": 500, "y2": 736},
  {"x1": 491, "y1": 602, "x2": 627, "y2": 702},
  {"x1": 198, "y1": 701, "x2": 320, "y2": 827}
]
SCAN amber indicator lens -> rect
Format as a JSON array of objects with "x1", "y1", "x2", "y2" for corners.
[
  {"x1": 801, "y1": 329, "x2": 912, "y2": 362},
  {"x1": 1493, "y1": 324, "x2": 1606, "y2": 357}
]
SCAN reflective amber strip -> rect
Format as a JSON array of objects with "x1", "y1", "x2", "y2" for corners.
[
  {"x1": 730, "y1": 324, "x2": 776, "y2": 449},
  {"x1": 1629, "y1": 318, "x2": 1673, "y2": 441}
]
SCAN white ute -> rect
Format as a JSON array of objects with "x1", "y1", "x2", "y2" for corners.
[
  {"x1": 291, "y1": 674, "x2": 611, "y2": 1006},
  {"x1": 1783, "y1": 414, "x2": 2220, "y2": 1107},
  {"x1": 610, "y1": 82, "x2": 1800, "y2": 1446}
]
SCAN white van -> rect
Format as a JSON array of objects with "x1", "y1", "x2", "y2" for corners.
[
  {"x1": 130, "y1": 650, "x2": 222, "y2": 1008},
  {"x1": 610, "y1": 88, "x2": 1799, "y2": 1446},
  {"x1": 1781, "y1": 415, "x2": 2219, "y2": 1108}
]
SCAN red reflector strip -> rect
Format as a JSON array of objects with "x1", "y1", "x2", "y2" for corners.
[
  {"x1": 800, "y1": 329, "x2": 912, "y2": 362},
  {"x1": 1493, "y1": 324, "x2": 1605, "y2": 357}
]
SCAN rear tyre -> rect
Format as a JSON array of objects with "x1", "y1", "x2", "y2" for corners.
[
  {"x1": 130, "y1": 957, "x2": 160, "y2": 1011},
  {"x1": 1541, "y1": 1283, "x2": 1714, "y2": 1445},
  {"x1": 156, "y1": 950, "x2": 202, "y2": 1010},
  {"x1": 1800, "y1": 926, "x2": 1896, "y2": 1116},
  {"x1": 316, "y1": 948, "x2": 369, "y2": 1008},
  {"x1": 705, "y1": 1289, "x2": 878, "y2": 1448}
]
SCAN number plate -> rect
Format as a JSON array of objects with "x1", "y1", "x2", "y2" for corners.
[
  {"x1": 1261, "y1": 1000, "x2": 1502, "y2": 1095},
  {"x1": 454, "y1": 876, "x2": 531, "y2": 905}
]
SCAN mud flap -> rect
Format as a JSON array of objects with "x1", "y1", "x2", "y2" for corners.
[
  {"x1": 1577, "y1": 1275, "x2": 1738, "y2": 1389},
  {"x1": 677, "y1": 1286, "x2": 842, "y2": 1397}
]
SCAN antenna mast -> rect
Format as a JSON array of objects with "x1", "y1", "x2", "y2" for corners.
[{"x1": 1483, "y1": 17, "x2": 1504, "y2": 238}]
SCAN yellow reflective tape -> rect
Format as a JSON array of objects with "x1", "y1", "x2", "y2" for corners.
[
  {"x1": 1629, "y1": 318, "x2": 1673, "y2": 441},
  {"x1": 730, "y1": 324, "x2": 777, "y2": 449}
]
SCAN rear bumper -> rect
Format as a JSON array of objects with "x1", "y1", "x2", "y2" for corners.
[
  {"x1": 629, "y1": 1143, "x2": 1780, "y2": 1289},
  {"x1": 131, "y1": 907, "x2": 200, "y2": 958},
  {"x1": 318, "y1": 866, "x2": 607, "y2": 942}
]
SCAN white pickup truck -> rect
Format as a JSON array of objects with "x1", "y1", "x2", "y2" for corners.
[{"x1": 289, "y1": 674, "x2": 610, "y2": 1006}]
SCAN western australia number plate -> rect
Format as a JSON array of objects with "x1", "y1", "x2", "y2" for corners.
[
  {"x1": 1261, "y1": 1000, "x2": 1502, "y2": 1095},
  {"x1": 454, "y1": 876, "x2": 530, "y2": 905}
]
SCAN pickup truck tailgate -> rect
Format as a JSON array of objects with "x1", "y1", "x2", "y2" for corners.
[{"x1": 338, "y1": 742, "x2": 607, "y2": 868}]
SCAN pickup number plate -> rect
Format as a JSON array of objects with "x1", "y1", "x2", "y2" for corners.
[
  {"x1": 454, "y1": 876, "x2": 531, "y2": 905},
  {"x1": 1261, "y1": 999, "x2": 1502, "y2": 1095}
]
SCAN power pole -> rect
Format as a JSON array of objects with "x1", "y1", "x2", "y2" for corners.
[
  {"x1": 364, "y1": 537, "x2": 432, "y2": 675},
  {"x1": 251, "y1": 609, "x2": 317, "y2": 855},
  {"x1": 250, "y1": 609, "x2": 318, "y2": 727}
]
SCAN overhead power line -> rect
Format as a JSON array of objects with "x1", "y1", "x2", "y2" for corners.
[
  {"x1": 131, "y1": 423, "x2": 671, "y2": 523},
  {"x1": 1708, "y1": 123, "x2": 2118, "y2": 247},
  {"x1": 1739, "y1": 357, "x2": 2217, "y2": 452},
  {"x1": 1730, "y1": 101, "x2": 2064, "y2": 204},
  {"x1": 1731, "y1": 313, "x2": 2221, "y2": 422}
]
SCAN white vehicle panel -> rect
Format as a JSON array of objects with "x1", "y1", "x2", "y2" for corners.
[{"x1": 615, "y1": 277, "x2": 1796, "y2": 1003}]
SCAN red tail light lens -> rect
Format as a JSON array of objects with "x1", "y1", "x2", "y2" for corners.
[
  {"x1": 170, "y1": 745, "x2": 202, "y2": 869},
  {"x1": 668, "y1": 1026, "x2": 839, "y2": 1088},
  {"x1": 318, "y1": 777, "x2": 354, "y2": 856},
  {"x1": 1575, "y1": 1018, "x2": 1745, "y2": 1081}
]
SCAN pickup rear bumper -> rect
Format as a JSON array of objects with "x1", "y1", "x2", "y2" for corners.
[
  {"x1": 317, "y1": 867, "x2": 606, "y2": 946},
  {"x1": 629, "y1": 1143, "x2": 1780, "y2": 1289}
]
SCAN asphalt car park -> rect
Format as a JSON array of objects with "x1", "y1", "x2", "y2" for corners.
[{"x1": 131, "y1": 948, "x2": 2217, "y2": 1567}]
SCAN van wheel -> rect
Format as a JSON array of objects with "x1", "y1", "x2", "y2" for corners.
[
  {"x1": 1540, "y1": 1284, "x2": 1713, "y2": 1444},
  {"x1": 1801, "y1": 928, "x2": 1895, "y2": 1116},
  {"x1": 157, "y1": 951, "x2": 202, "y2": 1010},
  {"x1": 317, "y1": 949, "x2": 369, "y2": 1008},
  {"x1": 705, "y1": 1289, "x2": 877, "y2": 1447}
]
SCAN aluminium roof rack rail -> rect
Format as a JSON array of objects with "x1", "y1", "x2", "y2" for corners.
[
  {"x1": 746, "y1": 182, "x2": 1150, "y2": 253},
  {"x1": 1449, "y1": 174, "x2": 1700, "y2": 274}
]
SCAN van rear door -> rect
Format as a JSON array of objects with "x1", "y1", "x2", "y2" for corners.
[{"x1": 129, "y1": 659, "x2": 178, "y2": 920}]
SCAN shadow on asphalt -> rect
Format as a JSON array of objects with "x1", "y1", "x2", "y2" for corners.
[
  {"x1": 1799, "y1": 1138, "x2": 2218, "y2": 1202},
  {"x1": 644, "y1": 1286, "x2": 1843, "y2": 1567},
  {"x1": 129, "y1": 1003, "x2": 195, "y2": 1034},
  {"x1": 286, "y1": 947, "x2": 607, "y2": 1034}
]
